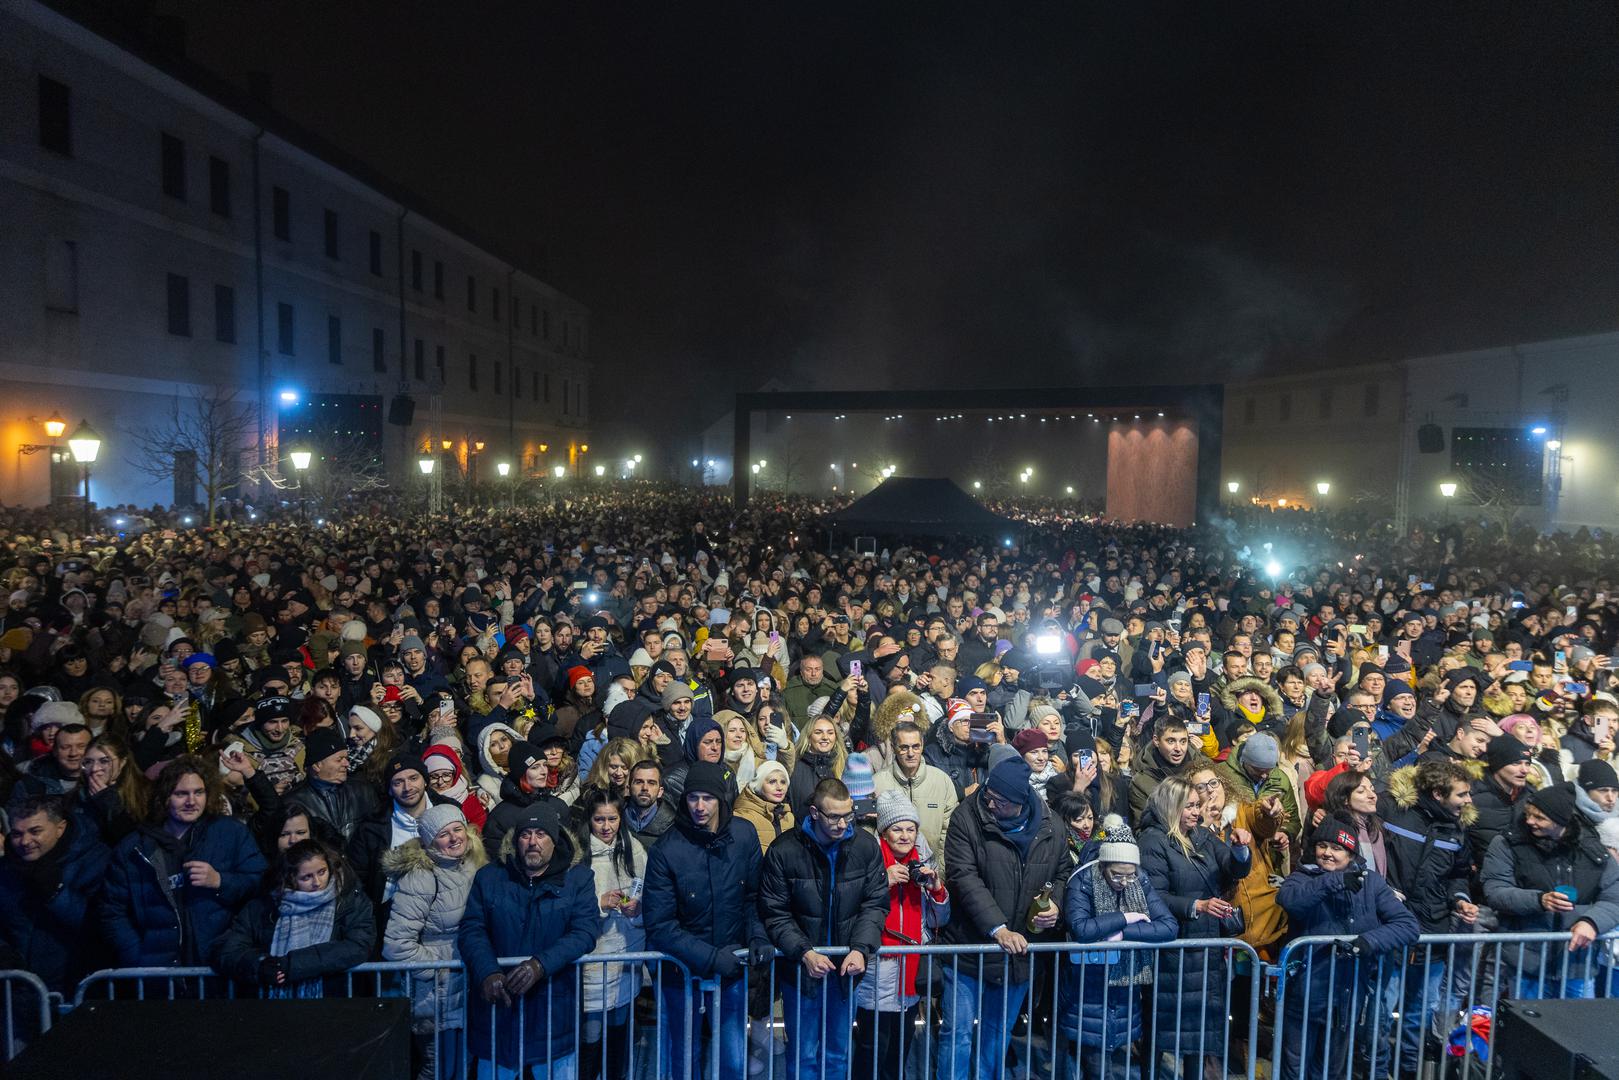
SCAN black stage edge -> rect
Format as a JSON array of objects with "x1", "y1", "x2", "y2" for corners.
[
  {"x1": 7, "y1": 998, "x2": 410, "y2": 1079},
  {"x1": 1495, "y1": 997, "x2": 1619, "y2": 1080}
]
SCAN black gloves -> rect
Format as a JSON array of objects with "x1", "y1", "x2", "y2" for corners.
[
  {"x1": 749, "y1": 941, "x2": 777, "y2": 967},
  {"x1": 1344, "y1": 867, "x2": 1368, "y2": 894},
  {"x1": 257, "y1": 956, "x2": 286, "y2": 986},
  {"x1": 712, "y1": 949, "x2": 744, "y2": 980}
]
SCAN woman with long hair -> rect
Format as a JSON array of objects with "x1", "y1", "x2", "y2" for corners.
[
  {"x1": 213, "y1": 838, "x2": 374, "y2": 998},
  {"x1": 580, "y1": 737, "x2": 641, "y2": 802},
  {"x1": 1321, "y1": 769, "x2": 1387, "y2": 876},
  {"x1": 574, "y1": 787, "x2": 647, "y2": 1080},
  {"x1": 719, "y1": 710, "x2": 766, "y2": 791},
  {"x1": 81, "y1": 733, "x2": 148, "y2": 845},
  {"x1": 1138, "y1": 776, "x2": 1253, "y2": 1080},
  {"x1": 345, "y1": 704, "x2": 401, "y2": 784},
  {"x1": 1189, "y1": 763, "x2": 1288, "y2": 957},
  {"x1": 383, "y1": 804, "x2": 488, "y2": 1080},
  {"x1": 77, "y1": 686, "x2": 124, "y2": 738},
  {"x1": 787, "y1": 714, "x2": 846, "y2": 822}
]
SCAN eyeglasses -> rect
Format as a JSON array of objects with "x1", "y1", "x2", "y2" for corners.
[
  {"x1": 1103, "y1": 871, "x2": 1139, "y2": 886},
  {"x1": 815, "y1": 810, "x2": 854, "y2": 826},
  {"x1": 1192, "y1": 780, "x2": 1221, "y2": 794}
]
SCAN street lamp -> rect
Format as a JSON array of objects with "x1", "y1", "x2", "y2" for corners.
[
  {"x1": 68, "y1": 420, "x2": 101, "y2": 534},
  {"x1": 496, "y1": 461, "x2": 513, "y2": 507},
  {"x1": 1316, "y1": 481, "x2": 1331, "y2": 496},
  {"x1": 418, "y1": 457, "x2": 435, "y2": 475},
  {"x1": 1227, "y1": 480, "x2": 1240, "y2": 494},
  {"x1": 289, "y1": 448, "x2": 312, "y2": 522},
  {"x1": 43, "y1": 413, "x2": 66, "y2": 440},
  {"x1": 593, "y1": 464, "x2": 606, "y2": 477},
  {"x1": 496, "y1": 462, "x2": 511, "y2": 477},
  {"x1": 1439, "y1": 482, "x2": 1458, "y2": 498},
  {"x1": 552, "y1": 465, "x2": 566, "y2": 479}
]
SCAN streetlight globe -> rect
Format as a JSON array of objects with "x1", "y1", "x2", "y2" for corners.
[
  {"x1": 758, "y1": 459, "x2": 767, "y2": 468},
  {"x1": 43, "y1": 413, "x2": 67, "y2": 439},
  {"x1": 417, "y1": 458, "x2": 435, "y2": 475},
  {"x1": 692, "y1": 459, "x2": 700, "y2": 467},
  {"x1": 633, "y1": 454, "x2": 642, "y2": 463},
  {"x1": 751, "y1": 464, "x2": 760, "y2": 474},
  {"x1": 289, "y1": 450, "x2": 312, "y2": 471},
  {"x1": 1065, "y1": 485, "x2": 1075, "y2": 494},
  {"x1": 1439, "y1": 482, "x2": 1458, "y2": 498},
  {"x1": 593, "y1": 464, "x2": 606, "y2": 477},
  {"x1": 497, "y1": 462, "x2": 511, "y2": 478},
  {"x1": 1316, "y1": 481, "x2": 1331, "y2": 496},
  {"x1": 1545, "y1": 440, "x2": 1562, "y2": 451},
  {"x1": 972, "y1": 481, "x2": 982, "y2": 490},
  {"x1": 553, "y1": 465, "x2": 566, "y2": 478},
  {"x1": 1227, "y1": 481, "x2": 1240, "y2": 494},
  {"x1": 67, "y1": 420, "x2": 101, "y2": 464}
]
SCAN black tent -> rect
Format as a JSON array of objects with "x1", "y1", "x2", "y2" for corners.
[{"x1": 827, "y1": 477, "x2": 1018, "y2": 537}]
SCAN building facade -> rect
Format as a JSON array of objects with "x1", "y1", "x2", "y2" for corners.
[{"x1": 0, "y1": 0, "x2": 591, "y2": 511}]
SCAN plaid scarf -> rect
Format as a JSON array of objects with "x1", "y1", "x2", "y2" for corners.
[
  {"x1": 269, "y1": 884, "x2": 338, "y2": 999},
  {"x1": 1087, "y1": 863, "x2": 1154, "y2": 987}
]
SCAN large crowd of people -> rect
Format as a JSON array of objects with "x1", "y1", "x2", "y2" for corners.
[{"x1": 0, "y1": 486, "x2": 1616, "y2": 1080}]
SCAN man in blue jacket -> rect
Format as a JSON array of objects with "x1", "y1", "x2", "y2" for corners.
[
  {"x1": 644, "y1": 760, "x2": 772, "y2": 1080},
  {"x1": 458, "y1": 799, "x2": 598, "y2": 1080},
  {"x1": 100, "y1": 756, "x2": 265, "y2": 969},
  {"x1": 1277, "y1": 814, "x2": 1419, "y2": 1080},
  {"x1": 0, "y1": 795, "x2": 110, "y2": 991}
]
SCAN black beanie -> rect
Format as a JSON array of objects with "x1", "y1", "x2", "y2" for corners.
[
  {"x1": 1311, "y1": 813, "x2": 1361, "y2": 858},
  {"x1": 1527, "y1": 782, "x2": 1578, "y2": 828},
  {"x1": 384, "y1": 752, "x2": 429, "y2": 786},
  {"x1": 1327, "y1": 707, "x2": 1363, "y2": 740},
  {"x1": 1484, "y1": 735, "x2": 1532, "y2": 773},
  {"x1": 685, "y1": 761, "x2": 731, "y2": 802},
  {"x1": 304, "y1": 725, "x2": 347, "y2": 767},
  {"x1": 504, "y1": 739, "x2": 543, "y2": 778},
  {"x1": 1577, "y1": 758, "x2": 1619, "y2": 793}
]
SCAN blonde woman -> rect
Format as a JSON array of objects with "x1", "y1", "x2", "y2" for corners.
[
  {"x1": 580, "y1": 737, "x2": 641, "y2": 802},
  {"x1": 1138, "y1": 775, "x2": 1252, "y2": 1080},
  {"x1": 787, "y1": 714, "x2": 845, "y2": 821},
  {"x1": 718, "y1": 710, "x2": 765, "y2": 791}
]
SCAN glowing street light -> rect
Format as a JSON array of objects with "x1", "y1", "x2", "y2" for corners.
[
  {"x1": 553, "y1": 465, "x2": 566, "y2": 478},
  {"x1": 1316, "y1": 481, "x2": 1331, "y2": 496},
  {"x1": 972, "y1": 481, "x2": 982, "y2": 490},
  {"x1": 751, "y1": 464, "x2": 760, "y2": 474},
  {"x1": 496, "y1": 462, "x2": 511, "y2": 477},
  {"x1": 633, "y1": 454, "x2": 642, "y2": 463},
  {"x1": 1545, "y1": 440, "x2": 1562, "y2": 451},
  {"x1": 417, "y1": 458, "x2": 435, "y2": 475},
  {"x1": 1439, "y1": 482, "x2": 1458, "y2": 498},
  {"x1": 1276, "y1": 498, "x2": 1288, "y2": 507},
  {"x1": 289, "y1": 449, "x2": 313, "y2": 522},
  {"x1": 1227, "y1": 480, "x2": 1240, "y2": 494},
  {"x1": 593, "y1": 464, "x2": 606, "y2": 477},
  {"x1": 43, "y1": 413, "x2": 66, "y2": 439},
  {"x1": 68, "y1": 420, "x2": 101, "y2": 535}
]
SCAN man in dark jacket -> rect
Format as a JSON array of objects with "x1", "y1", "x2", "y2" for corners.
[
  {"x1": 458, "y1": 799, "x2": 599, "y2": 1077},
  {"x1": 100, "y1": 756, "x2": 266, "y2": 967},
  {"x1": 1277, "y1": 814, "x2": 1420, "y2": 1079},
  {"x1": 624, "y1": 759, "x2": 677, "y2": 843},
  {"x1": 924, "y1": 705, "x2": 989, "y2": 798},
  {"x1": 345, "y1": 752, "x2": 455, "y2": 944},
  {"x1": 1481, "y1": 782, "x2": 1619, "y2": 1000},
  {"x1": 283, "y1": 725, "x2": 382, "y2": 842},
  {"x1": 1378, "y1": 760, "x2": 1479, "y2": 1070},
  {"x1": 644, "y1": 761, "x2": 772, "y2": 1080},
  {"x1": 0, "y1": 795, "x2": 110, "y2": 991},
  {"x1": 758, "y1": 777, "x2": 890, "y2": 1080},
  {"x1": 1468, "y1": 734, "x2": 1535, "y2": 863},
  {"x1": 935, "y1": 757, "x2": 1065, "y2": 1080}
]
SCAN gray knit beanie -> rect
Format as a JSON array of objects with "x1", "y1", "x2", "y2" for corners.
[{"x1": 874, "y1": 789, "x2": 921, "y2": 834}]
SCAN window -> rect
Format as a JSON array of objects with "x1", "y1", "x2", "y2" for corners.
[
  {"x1": 372, "y1": 327, "x2": 386, "y2": 372},
  {"x1": 1278, "y1": 392, "x2": 1292, "y2": 422},
  {"x1": 276, "y1": 302, "x2": 295, "y2": 355},
  {"x1": 467, "y1": 275, "x2": 477, "y2": 313},
  {"x1": 411, "y1": 250, "x2": 423, "y2": 291},
  {"x1": 562, "y1": 378, "x2": 570, "y2": 415},
  {"x1": 469, "y1": 354, "x2": 478, "y2": 391},
  {"x1": 323, "y1": 209, "x2": 339, "y2": 259},
  {"x1": 1317, "y1": 386, "x2": 1333, "y2": 420},
  {"x1": 492, "y1": 288, "x2": 501, "y2": 322},
  {"x1": 272, "y1": 186, "x2": 290, "y2": 241},
  {"x1": 209, "y1": 156, "x2": 230, "y2": 217},
  {"x1": 1450, "y1": 427, "x2": 1543, "y2": 505},
  {"x1": 328, "y1": 315, "x2": 342, "y2": 364},
  {"x1": 45, "y1": 240, "x2": 78, "y2": 313},
  {"x1": 1243, "y1": 397, "x2": 1255, "y2": 425},
  {"x1": 414, "y1": 338, "x2": 424, "y2": 381},
  {"x1": 38, "y1": 76, "x2": 71, "y2": 156},
  {"x1": 161, "y1": 133, "x2": 186, "y2": 200},
  {"x1": 435, "y1": 344, "x2": 445, "y2": 383},
  {"x1": 214, "y1": 284, "x2": 235, "y2": 343},
  {"x1": 369, "y1": 230, "x2": 382, "y2": 276},
  {"x1": 433, "y1": 260, "x2": 444, "y2": 299},
  {"x1": 544, "y1": 373, "x2": 551, "y2": 403},
  {"x1": 493, "y1": 361, "x2": 502, "y2": 394},
  {"x1": 1363, "y1": 383, "x2": 1380, "y2": 417},
  {"x1": 166, "y1": 273, "x2": 191, "y2": 336}
]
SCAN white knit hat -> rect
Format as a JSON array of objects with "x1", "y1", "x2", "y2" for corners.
[
  {"x1": 348, "y1": 705, "x2": 383, "y2": 734},
  {"x1": 750, "y1": 759, "x2": 789, "y2": 795},
  {"x1": 1096, "y1": 814, "x2": 1141, "y2": 866}
]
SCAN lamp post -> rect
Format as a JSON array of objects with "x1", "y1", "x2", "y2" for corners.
[
  {"x1": 67, "y1": 420, "x2": 101, "y2": 535},
  {"x1": 289, "y1": 449, "x2": 312, "y2": 522},
  {"x1": 497, "y1": 461, "x2": 512, "y2": 507},
  {"x1": 418, "y1": 456, "x2": 436, "y2": 514},
  {"x1": 1440, "y1": 480, "x2": 1457, "y2": 524}
]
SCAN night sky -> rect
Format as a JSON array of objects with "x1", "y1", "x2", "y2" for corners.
[{"x1": 155, "y1": 1, "x2": 1619, "y2": 442}]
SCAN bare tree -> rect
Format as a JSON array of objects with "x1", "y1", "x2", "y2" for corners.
[
  {"x1": 124, "y1": 386, "x2": 257, "y2": 526},
  {"x1": 1454, "y1": 467, "x2": 1528, "y2": 529},
  {"x1": 301, "y1": 434, "x2": 388, "y2": 514}
]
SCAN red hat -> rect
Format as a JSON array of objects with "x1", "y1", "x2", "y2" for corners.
[
  {"x1": 567, "y1": 665, "x2": 594, "y2": 689},
  {"x1": 1012, "y1": 729, "x2": 1050, "y2": 755},
  {"x1": 506, "y1": 624, "x2": 530, "y2": 642}
]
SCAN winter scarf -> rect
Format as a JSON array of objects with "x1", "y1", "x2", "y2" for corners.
[
  {"x1": 270, "y1": 884, "x2": 339, "y2": 999},
  {"x1": 1087, "y1": 862, "x2": 1154, "y2": 987},
  {"x1": 879, "y1": 836, "x2": 941, "y2": 996}
]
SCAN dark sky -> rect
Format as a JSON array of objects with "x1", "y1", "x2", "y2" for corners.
[{"x1": 156, "y1": 1, "x2": 1619, "y2": 438}]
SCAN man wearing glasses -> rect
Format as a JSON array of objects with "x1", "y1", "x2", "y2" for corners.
[
  {"x1": 758, "y1": 778, "x2": 890, "y2": 1080},
  {"x1": 873, "y1": 721, "x2": 958, "y2": 856}
]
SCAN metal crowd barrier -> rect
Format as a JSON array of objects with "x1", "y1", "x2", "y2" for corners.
[
  {"x1": 0, "y1": 969, "x2": 51, "y2": 1063},
  {"x1": 1270, "y1": 930, "x2": 1619, "y2": 1080}
]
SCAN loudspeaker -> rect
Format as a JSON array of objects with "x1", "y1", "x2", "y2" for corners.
[
  {"x1": 9, "y1": 998, "x2": 410, "y2": 1079},
  {"x1": 387, "y1": 394, "x2": 416, "y2": 426},
  {"x1": 1417, "y1": 423, "x2": 1444, "y2": 453},
  {"x1": 1495, "y1": 997, "x2": 1619, "y2": 1079}
]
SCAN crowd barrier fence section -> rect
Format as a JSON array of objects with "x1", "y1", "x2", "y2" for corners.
[
  {"x1": 1270, "y1": 930, "x2": 1619, "y2": 1080},
  {"x1": 0, "y1": 969, "x2": 50, "y2": 1064}
]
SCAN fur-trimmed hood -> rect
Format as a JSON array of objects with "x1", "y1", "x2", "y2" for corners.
[
  {"x1": 1220, "y1": 676, "x2": 1284, "y2": 718},
  {"x1": 380, "y1": 829, "x2": 489, "y2": 877},
  {"x1": 1384, "y1": 763, "x2": 1481, "y2": 826},
  {"x1": 872, "y1": 689, "x2": 927, "y2": 747}
]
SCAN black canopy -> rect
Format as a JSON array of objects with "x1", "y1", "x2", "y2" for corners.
[{"x1": 827, "y1": 477, "x2": 1017, "y2": 537}]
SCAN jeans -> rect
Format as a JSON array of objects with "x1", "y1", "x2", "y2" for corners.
[
  {"x1": 1397, "y1": 958, "x2": 1455, "y2": 1067},
  {"x1": 1515, "y1": 975, "x2": 1594, "y2": 1001},
  {"x1": 934, "y1": 964, "x2": 1029, "y2": 1080},
  {"x1": 474, "y1": 1051, "x2": 576, "y2": 1080},
  {"x1": 851, "y1": 1005, "x2": 918, "y2": 1080},
  {"x1": 782, "y1": 971, "x2": 857, "y2": 1080},
  {"x1": 661, "y1": 976, "x2": 748, "y2": 1080}
]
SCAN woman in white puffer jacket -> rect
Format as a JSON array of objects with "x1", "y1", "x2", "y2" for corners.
[
  {"x1": 382, "y1": 803, "x2": 488, "y2": 1080},
  {"x1": 575, "y1": 787, "x2": 649, "y2": 1080}
]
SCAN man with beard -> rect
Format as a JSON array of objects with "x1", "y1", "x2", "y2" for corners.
[{"x1": 460, "y1": 800, "x2": 599, "y2": 1078}]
